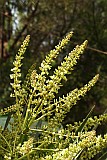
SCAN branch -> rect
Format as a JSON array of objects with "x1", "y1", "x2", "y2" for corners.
[
  {"x1": 87, "y1": 46, "x2": 107, "y2": 55},
  {"x1": 10, "y1": 0, "x2": 40, "y2": 50},
  {"x1": 72, "y1": 41, "x2": 107, "y2": 55}
]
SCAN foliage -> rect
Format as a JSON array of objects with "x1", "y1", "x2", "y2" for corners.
[{"x1": 1, "y1": 32, "x2": 107, "y2": 160}]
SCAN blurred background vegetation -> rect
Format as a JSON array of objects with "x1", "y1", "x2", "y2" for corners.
[{"x1": 0, "y1": 0, "x2": 107, "y2": 130}]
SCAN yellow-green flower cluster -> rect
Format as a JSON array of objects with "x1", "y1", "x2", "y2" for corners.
[
  {"x1": 0, "y1": 32, "x2": 103, "y2": 160},
  {"x1": 10, "y1": 35, "x2": 30, "y2": 97},
  {"x1": 22, "y1": 36, "x2": 99, "y2": 139},
  {"x1": 17, "y1": 138, "x2": 33, "y2": 155},
  {"x1": 80, "y1": 133, "x2": 107, "y2": 159},
  {"x1": 45, "y1": 40, "x2": 88, "y2": 96},
  {"x1": 39, "y1": 32, "x2": 73, "y2": 76},
  {"x1": 84, "y1": 113, "x2": 107, "y2": 131},
  {"x1": 29, "y1": 32, "x2": 74, "y2": 113},
  {"x1": 0, "y1": 104, "x2": 17, "y2": 115},
  {"x1": 23, "y1": 63, "x2": 37, "y2": 90},
  {"x1": 48, "y1": 74, "x2": 99, "y2": 127},
  {"x1": 41, "y1": 131, "x2": 96, "y2": 160},
  {"x1": 28, "y1": 40, "x2": 89, "y2": 124},
  {"x1": 4, "y1": 154, "x2": 11, "y2": 160},
  {"x1": 67, "y1": 112, "x2": 107, "y2": 133}
]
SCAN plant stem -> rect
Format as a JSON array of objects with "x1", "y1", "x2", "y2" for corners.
[{"x1": 0, "y1": 132, "x2": 12, "y2": 153}]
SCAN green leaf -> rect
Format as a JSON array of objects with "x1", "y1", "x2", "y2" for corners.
[
  {"x1": 93, "y1": 108, "x2": 107, "y2": 130},
  {"x1": 75, "y1": 105, "x2": 95, "y2": 135},
  {"x1": 73, "y1": 148, "x2": 85, "y2": 160},
  {"x1": 98, "y1": 150, "x2": 107, "y2": 160}
]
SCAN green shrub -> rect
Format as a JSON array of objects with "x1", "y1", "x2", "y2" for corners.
[{"x1": 0, "y1": 32, "x2": 107, "y2": 160}]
